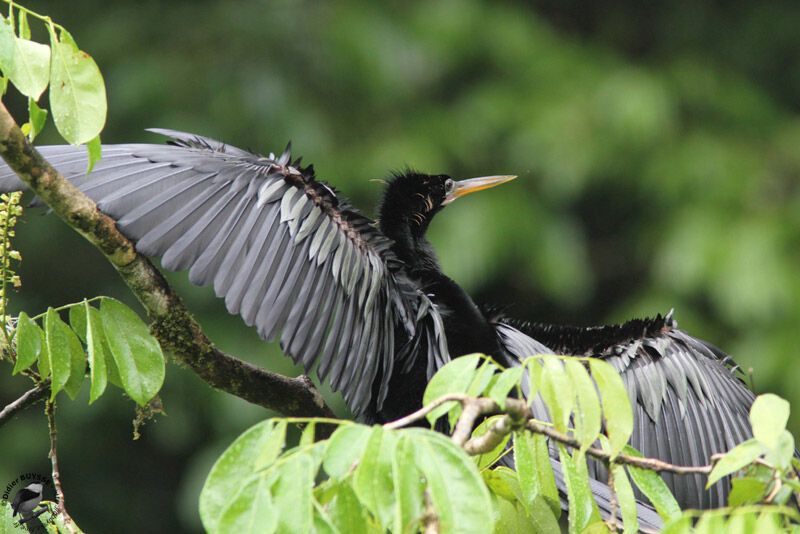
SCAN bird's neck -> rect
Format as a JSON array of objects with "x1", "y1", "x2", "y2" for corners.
[{"x1": 379, "y1": 215, "x2": 442, "y2": 275}]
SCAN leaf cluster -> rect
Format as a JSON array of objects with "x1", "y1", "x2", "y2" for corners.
[
  {"x1": 11, "y1": 297, "x2": 164, "y2": 406},
  {"x1": 195, "y1": 355, "x2": 800, "y2": 534},
  {"x1": 0, "y1": 1, "x2": 105, "y2": 166}
]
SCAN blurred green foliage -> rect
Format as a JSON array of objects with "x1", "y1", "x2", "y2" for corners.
[{"x1": 1, "y1": 1, "x2": 799, "y2": 532}]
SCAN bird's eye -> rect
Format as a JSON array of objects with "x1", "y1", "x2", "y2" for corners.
[{"x1": 444, "y1": 179, "x2": 455, "y2": 192}]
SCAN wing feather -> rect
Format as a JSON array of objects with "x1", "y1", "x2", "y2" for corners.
[
  {"x1": 495, "y1": 314, "x2": 757, "y2": 509},
  {"x1": 0, "y1": 130, "x2": 451, "y2": 418}
]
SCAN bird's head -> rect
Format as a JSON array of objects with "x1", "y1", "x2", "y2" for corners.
[
  {"x1": 378, "y1": 171, "x2": 516, "y2": 238},
  {"x1": 25, "y1": 483, "x2": 43, "y2": 493},
  {"x1": 378, "y1": 171, "x2": 515, "y2": 268}
]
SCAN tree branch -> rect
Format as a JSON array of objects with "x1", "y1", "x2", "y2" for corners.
[
  {"x1": 0, "y1": 382, "x2": 49, "y2": 429},
  {"x1": 0, "y1": 102, "x2": 335, "y2": 420},
  {"x1": 388, "y1": 393, "x2": 715, "y2": 476}
]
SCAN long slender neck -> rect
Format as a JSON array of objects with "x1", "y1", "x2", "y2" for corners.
[
  {"x1": 379, "y1": 209, "x2": 442, "y2": 277},
  {"x1": 380, "y1": 211, "x2": 504, "y2": 360}
]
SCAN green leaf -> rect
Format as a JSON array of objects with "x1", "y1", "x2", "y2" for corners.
[
  {"x1": 17, "y1": 10, "x2": 29, "y2": 40},
  {"x1": 590, "y1": 359, "x2": 633, "y2": 457},
  {"x1": 768, "y1": 430, "x2": 795, "y2": 470},
  {"x1": 524, "y1": 356, "x2": 544, "y2": 398},
  {"x1": 623, "y1": 446, "x2": 681, "y2": 521},
  {"x1": 63, "y1": 320, "x2": 87, "y2": 400},
  {"x1": 539, "y1": 355, "x2": 573, "y2": 432},
  {"x1": 68, "y1": 302, "x2": 87, "y2": 338},
  {"x1": 12, "y1": 311, "x2": 41, "y2": 374},
  {"x1": 493, "y1": 494, "x2": 526, "y2": 534},
  {"x1": 513, "y1": 429, "x2": 541, "y2": 512},
  {"x1": 565, "y1": 359, "x2": 602, "y2": 450},
  {"x1": 100, "y1": 297, "x2": 164, "y2": 406},
  {"x1": 45, "y1": 307, "x2": 74, "y2": 400},
  {"x1": 472, "y1": 415, "x2": 511, "y2": 469},
  {"x1": 84, "y1": 302, "x2": 108, "y2": 403},
  {"x1": 407, "y1": 428, "x2": 494, "y2": 534},
  {"x1": 37, "y1": 324, "x2": 49, "y2": 378},
  {"x1": 392, "y1": 435, "x2": 424, "y2": 533},
  {"x1": 323, "y1": 424, "x2": 370, "y2": 480},
  {"x1": 270, "y1": 450, "x2": 318, "y2": 534},
  {"x1": 353, "y1": 426, "x2": 398, "y2": 529},
  {"x1": 312, "y1": 504, "x2": 338, "y2": 534},
  {"x1": 610, "y1": 463, "x2": 638, "y2": 534},
  {"x1": 26, "y1": 97, "x2": 47, "y2": 141},
  {"x1": 423, "y1": 353, "x2": 481, "y2": 426},
  {"x1": 750, "y1": 394, "x2": 791, "y2": 450},
  {"x1": 556, "y1": 445, "x2": 600, "y2": 534},
  {"x1": 694, "y1": 514, "x2": 728, "y2": 534},
  {"x1": 513, "y1": 430, "x2": 560, "y2": 517},
  {"x1": 85, "y1": 134, "x2": 101, "y2": 174},
  {"x1": 299, "y1": 421, "x2": 316, "y2": 447},
  {"x1": 754, "y1": 510, "x2": 781, "y2": 534},
  {"x1": 660, "y1": 515, "x2": 692, "y2": 534},
  {"x1": 58, "y1": 28, "x2": 78, "y2": 50},
  {"x1": 487, "y1": 366, "x2": 523, "y2": 409},
  {"x1": 466, "y1": 358, "x2": 497, "y2": 397},
  {"x1": 727, "y1": 477, "x2": 767, "y2": 507},
  {"x1": 527, "y1": 495, "x2": 561, "y2": 534},
  {"x1": 326, "y1": 483, "x2": 370, "y2": 534},
  {"x1": 494, "y1": 494, "x2": 559, "y2": 534},
  {"x1": 200, "y1": 420, "x2": 287, "y2": 532},
  {"x1": 726, "y1": 512, "x2": 757, "y2": 534},
  {"x1": 71, "y1": 304, "x2": 122, "y2": 389},
  {"x1": 253, "y1": 420, "x2": 287, "y2": 471},
  {"x1": 706, "y1": 439, "x2": 764, "y2": 488},
  {"x1": 491, "y1": 464, "x2": 562, "y2": 534},
  {"x1": 0, "y1": 17, "x2": 50, "y2": 100},
  {"x1": 217, "y1": 472, "x2": 278, "y2": 534},
  {"x1": 483, "y1": 468, "x2": 519, "y2": 501},
  {"x1": 48, "y1": 29, "x2": 106, "y2": 145}
]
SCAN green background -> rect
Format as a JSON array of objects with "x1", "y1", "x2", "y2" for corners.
[{"x1": 2, "y1": 1, "x2": 800, "y2": 532}]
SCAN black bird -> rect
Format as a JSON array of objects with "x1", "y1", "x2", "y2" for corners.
[
  {"x1": 0, "y1": 129, "x2": 756, "y2": 519},
  {"x1": 11, "y1": 482, "x2": 43, "y2": 519}
]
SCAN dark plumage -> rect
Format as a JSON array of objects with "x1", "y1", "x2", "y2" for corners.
[
  {"x1": 12, "y1": 482, "x2": 43, "y2": 518},
  {"x1": 0, "y1": 129, "x2": 761, "y2": 524}
]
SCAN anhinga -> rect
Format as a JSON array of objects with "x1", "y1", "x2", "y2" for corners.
[{"x1": 0, "y1": 129, "x2": 757, "y2": 524}]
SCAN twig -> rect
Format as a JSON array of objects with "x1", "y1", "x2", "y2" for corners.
[
  {"x1": 526, "y1": 418, "x2": 712, "y2": 475},
  {"x1": 463, "y1": 415, "x2": 512, "y2": 455},
  {"x1": 387, "y1": 393, "x2": 715, "y2": 476},
  {"x1": 46, "y1": 400, "x2": 81, "y2": 534},
  {"x1": 607, "y1": 465, "x2": 618, "y2": 532},
  {"x1": 0, "y1": 382, "x2": 49, "y2": 429},
  {"x1": 451, "y1": 397, "x2": 496, "y2": 446},
  {"x1": 0, "y1": 102, "x2": 336, "y2": 423},
  {"x1": 382, "y1": 393, "x2": 472, "y2": 430}
]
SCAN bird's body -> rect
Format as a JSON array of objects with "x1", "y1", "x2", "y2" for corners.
[
  {"x1": 0, "y1": 129, "x2": 759, "y2": 520},
  {"x1": 11, "y1": 482, "x2": 43, "y2": 518}
]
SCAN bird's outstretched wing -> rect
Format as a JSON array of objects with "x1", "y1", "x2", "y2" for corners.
[
  {"x1": 0, "y1": 129, "x2": 449, "y2": 417},
  {"x1": 494, "y1": 312, "x2": 755, "y2": 510}
]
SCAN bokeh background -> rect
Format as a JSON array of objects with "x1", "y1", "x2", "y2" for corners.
[{"x1": 1, "y1": 1, "x2": 799, "y2": 531}]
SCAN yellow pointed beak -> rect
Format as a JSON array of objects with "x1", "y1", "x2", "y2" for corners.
[{"x1": 443, "y1": 175, "x2": 517, "y2": 205}]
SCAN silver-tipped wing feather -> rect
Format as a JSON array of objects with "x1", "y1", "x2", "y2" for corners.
[{"x1": 0, "y1": 129, "x2": 449, "y2": 418}]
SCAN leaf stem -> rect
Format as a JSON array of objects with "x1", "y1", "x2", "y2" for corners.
[{"x1": 1, "y1": 1, "x2": 66, "y2": 34}]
